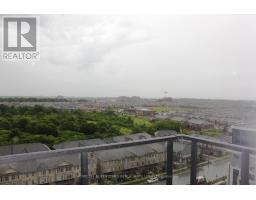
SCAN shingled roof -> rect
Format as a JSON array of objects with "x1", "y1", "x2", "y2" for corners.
[
  {"x1": 110, "y1": 133, "x2": 165, "y2": 155},
  {"x1": 53, "y1": 133, "x2": 167, "y2": 162},
  {"x1": 0, "y1": 143, "x2": 50, "y2": 156},
  {"x1": 53, "y1": 138, "x2": 106, "y2": 149},
  {"x1": 96, "y1": 148, "x2": 134, "y2": 161},
  {"x1": 154, "y1": 130, "x2": 177, "y2": 137}
]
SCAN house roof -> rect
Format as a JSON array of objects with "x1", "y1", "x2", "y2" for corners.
[
  {"x1": 57, "y1": 161, "x2": 72, "y2": 167},
  {"x1": 0, "y1": 167, "x2": 17, "y2": 175},
  {"x1": 53, "y1": 138, "x2": 106, "y2": 149},
  {"x1": 134, "y1": 107, "x2": 155, "y2": 112},
  {"x1": 188, "y1": 119, "x2": 209, "y2": 125},
  {"x1": 0, "y1": 143, "x2": 50, "y2": 156},
  {"x1": 109, "y1": 133, "x2": 154, "y2": 157},
  {"x1": 125, "y1": 133, "x2": 152, "y2": 140},
  {"x1": 96, "y1": 148, "x2": 134, "y2": 161},
  {"x1": 0, "y1": 154, "x2": 80, "y2": 175},
  {"x1": 51, "y1": 132, "x2": 192, "y2": 164},
  {"x1": 110, "y1": 133, "x2": 165, "y2": 155},
  {"x1": 154, "y1": 130, "x2": 177, "y2": 137},
  {"x1": 171, "y1": 117, "x2": 186, "y2": 122}
]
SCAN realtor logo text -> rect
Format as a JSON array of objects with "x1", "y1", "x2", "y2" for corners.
[{"x1": 2, "y1": 16, "x2": 40, "y2": 61}]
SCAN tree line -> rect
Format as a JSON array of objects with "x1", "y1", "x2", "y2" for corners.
[
  {"x1": 0, "y1": 104, "x2": 181, "y2": 147},
  {"x1": 0, "y1": 97, "x2": 68, "y2": 102}
]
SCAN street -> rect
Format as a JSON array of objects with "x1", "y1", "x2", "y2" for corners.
[{"x1": 153, "y1": 158, "x2": 230, "y2": 185}]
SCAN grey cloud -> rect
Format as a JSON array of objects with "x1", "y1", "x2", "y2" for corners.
[
  {"x1": 39, "y1": 15, "x2": 151, "y2": 69},
  {"x1": 1, "y1": 15, "x2": 256, "y2": 99}
]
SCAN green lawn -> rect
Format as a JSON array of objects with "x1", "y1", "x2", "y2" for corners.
[
  {"x1": 183, "y1": 129, "x2": 224, "y2": 137},
  {"x1": 201, "y1": 129, "x2": 224, "y2": 137}
]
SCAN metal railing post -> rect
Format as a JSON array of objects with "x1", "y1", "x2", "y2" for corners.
[
  {"x1": 190, "y1": 140, "x2": 197, "y2": 185},
  {"x1": 80, "y1": 151, "x2": 89, "y2": 185},
  {"x1": 240, "y1": 150, "x2": 249, "y2": 185},
  {"x1": 166, "y1": 140, "x2": 173, "y2": 185}
]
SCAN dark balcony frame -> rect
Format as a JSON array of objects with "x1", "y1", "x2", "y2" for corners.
[{"x1": 0, "y1": 134, "x2": 255, "y2": 185}]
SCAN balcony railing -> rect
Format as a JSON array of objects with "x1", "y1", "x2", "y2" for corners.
[{"x1": 0, "y1": 134, "x2": 255, "y2": 185}]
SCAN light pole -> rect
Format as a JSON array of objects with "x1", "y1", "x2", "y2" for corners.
[{"x1": 163, "y1": 91, "x2": 168, "y2": 113}]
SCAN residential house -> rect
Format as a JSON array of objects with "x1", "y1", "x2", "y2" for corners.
[{"x1": 0, "y1": 143, "x2": 80, "y2": 185}]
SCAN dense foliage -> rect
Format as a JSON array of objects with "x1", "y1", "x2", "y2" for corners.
[
  {"x1": 0, "y1": 104, "x2": 181, "y2": 147},
  {"x1": 0, "y1": 97, "x2": 68, "y2": 102}
]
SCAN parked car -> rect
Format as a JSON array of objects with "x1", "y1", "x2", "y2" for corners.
[
  {"x1": 147, "y1": 177, "x2": 159, "y2": 184},
  {"x1": 196, "y1": 176, "x2": 207, "y2": 185}
]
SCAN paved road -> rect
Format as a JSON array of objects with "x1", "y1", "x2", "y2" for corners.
[{"x1": 153, "y1": 158, "x2": 230, "y2": 185}]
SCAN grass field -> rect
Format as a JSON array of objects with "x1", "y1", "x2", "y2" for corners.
[
  {"x1": 183, "y1": 129, "x2": 224, "y2": 137},
  {"x1": 201, "y1": 129, "x2": 224, "y2": 137}
]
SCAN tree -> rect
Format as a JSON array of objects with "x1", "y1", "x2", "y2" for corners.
[
  {"x1": 79, "y1": 122, "x2": 97, "y2": 135},
  {"x1": 0, "y1": 130, "x2": 11, "y2": 145},
  {"x1": 36, "y1": 122, "x2": 58, "y2": 136},
  {"x1": 9, "y1": 128, "x2": 20, "y2": 144},
  {"x1": 0, "y1": 117, "x2": 11, "y2": 129},
  {"x1": 60, "y1": 119, "x2": 76, "y2": 131},
  {"x1": 0, "y1": 104, "x2": 9, "y2": 114},
  {"x1": 15, "y1": 117, "x2": 30, "y2": 131}
]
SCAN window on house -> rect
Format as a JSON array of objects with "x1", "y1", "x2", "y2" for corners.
[
  {"x1": 234, "y1": 154, "x2": 239, "y2": 159},
  {"x1": 233, "y1": 169, "x2": 239, "y2": 185},
  {"x1": 249, "y1": 173, "x2": 255, "y2": 181},
  {"x1": 57, "y1": 167, "x2": 64, "y2": 173},
  {"x1": 66, "y1": 166, "x2": 72, "y2": 171}
]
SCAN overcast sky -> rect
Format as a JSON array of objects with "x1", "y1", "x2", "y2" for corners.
[{"x1": 1, "y1": 15, "x2": 256, "y2": 100}]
